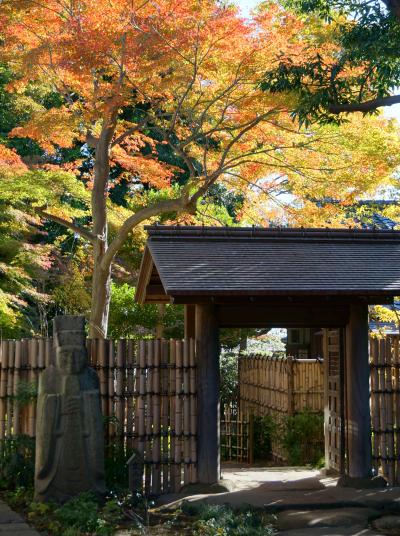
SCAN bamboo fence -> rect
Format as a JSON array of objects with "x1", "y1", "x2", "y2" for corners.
[
  {"x1": 4, "y1": 335, "x2": 400, "y2": 487},
  {"x1": 239, "y1": 355, "x2": 324, "y2": 416},
  {"x1": 239, "y1": 355, "x2": 324, "y2": 461},
  {"x1": 0, "y1": 338, "x2": 197, "y2": 495},
  {"x1": 370, "y1": 335, "x2": 400, "y2": 486}
]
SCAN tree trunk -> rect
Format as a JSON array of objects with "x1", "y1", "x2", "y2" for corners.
[
  {"x1": 156, "y1": 304, "x2": 165, "y2": 338},
  {"x1": 89, "y1": 250, "x2": 111, "y2": 339},
  {"x1": 88, "y1": 117, "x2": 116, "y2": 339}
]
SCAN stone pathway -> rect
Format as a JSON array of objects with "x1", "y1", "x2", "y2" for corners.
[
  {"x1": 156, "y1": 465, "x2": 400, "y2": 536},
  {"x1": 0, "y1": 500, "x2": 40, "y2": 534}
]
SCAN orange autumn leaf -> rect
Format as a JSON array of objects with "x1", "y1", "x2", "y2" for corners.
[{"x1": 0, "y1": 143, "x2": 27, "y2": 172}]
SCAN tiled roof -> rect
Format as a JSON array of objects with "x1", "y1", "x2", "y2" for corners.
[{"x1": 139, "y1": 226, "x2": 400, "y2": 299}]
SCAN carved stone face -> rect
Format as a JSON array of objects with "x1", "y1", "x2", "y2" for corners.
[{"x1": 56, "y1": 346, "x2": 87, "y2": 374}]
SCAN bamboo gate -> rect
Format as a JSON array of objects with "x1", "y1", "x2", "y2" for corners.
[
  {"x1": 370, "y1": 335, "x2": 400, "y2": 486},
  {"x1": 220, "y1": 405, "x2": 251, "y2": 463},
  {"x1": 0, "y1": 338, "x2": 197, "y2": 495},
  {"x1": 239, "y1": 355, "x2": 324, "y2": 461}
]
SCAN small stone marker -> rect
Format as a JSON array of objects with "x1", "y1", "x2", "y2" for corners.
[
  {"x1": 127, "y1": 449, "x2": 144, "y2": 493},
  {"x1": 34, "y1": 315, "x2": 106, "y2": 503}
]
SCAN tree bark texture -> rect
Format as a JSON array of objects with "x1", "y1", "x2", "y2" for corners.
[{"x1": 88, "y1": 117, "x2": 116, "y2": 338}]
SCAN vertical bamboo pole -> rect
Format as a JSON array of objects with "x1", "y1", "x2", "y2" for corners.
[
  {"x1": 19, "y1": 340, "x2": 26, "y2": 436},
  {"x1": 134, "y1": 340, "x2": 141, "y2": 452},
  {"x1": 153, "y1": 339, "x2": 161, "y2": 495},
  {"x1": 378, "y1": 338, "x2": 387, "y2": 478},
  {"x1": 189, "y1": 338, "x2": 197, "y2": 483},
  {"x1": 108, "y1": 340, "x2": 115, "y2": 438},
  {"x1": 161, "y1": 340, "x2": 169, "y2": 492},
  {"x1": 370, "y1": 338, "x2": 380, "y2": 477},
  {"x1": 36, "y1": 338, "x2": 45, "y2": 436},
  {"x1": 287, "y1": 356, "x2": 294, "y2": 415},
  {"x1": 6, "y1": 340, "x2": 14, "y2": 437},
  {"x1": 393, "y1": 336, "x2": 400, "y2": 485},
  {"x1": 127, "y1": 340, "x2": 135, "y2": 450},
  {"x1": 0, "y1": 340, "x2": 8, "y2": 440},
  {"x1": 98, "y1": 339, "x2": 108, "y2": 417},
  {"x1": 386, "y1": 336, "x2": 395, "y2": 485},
  {"x1": 169, "y1": 340, "x2": 176, "y2": 491},
  {"x1": 45, "y1": 337, "x2": 53, "y2": 368},
  {"x1": 144, "y1": 340, "x2": 153, "y2": 495},
  {"x1": 137, "y1": 340, "x2": 146, "y2": 493},
  {"x1": 28, "y1": 339, "x2": 37, "y2": 437},
  {"x1": 174, "y1": 340, "x2": 183, "y2": 492},
  {"x1": 38, "y1": 338, "x2": 45, "y2": 371},
  {"x1": 183, "y1": 339, "x2": 190, "y2": 485},
  {"x1": 116, "y1": 340, "x2": 125, "y2": 441},
  {"x1": 13, "y1": 340, "x2": 22, "y2": 436}
]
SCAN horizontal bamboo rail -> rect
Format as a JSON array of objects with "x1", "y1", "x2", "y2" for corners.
[{"x1": 0, "y1": 338, "x2": 196, "y2": 495}]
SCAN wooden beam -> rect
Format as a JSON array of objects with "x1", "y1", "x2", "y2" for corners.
[
  {"x1": 135, "y1": 247, "x2": 154, "y2": 304},
  {"x1": 170, "y1": 291, "x2": 394, "y2": 305},
  {"x1": 196, "y1": 304, "x2": 220, "y2": 484},
  {"x1": 184, "y1": 305, "x2": 196, "y2": 339},
  {"x1": 217, "y1": 305, "x2": 350, "y2": 328},
  {"x1": 345, "y1": 304, "x2": 372, "y2": 478}
]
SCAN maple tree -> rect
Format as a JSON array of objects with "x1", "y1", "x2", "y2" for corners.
[
  {"x1": 262, "y1": 0, "x2": 400, "y2": 123},
  {"x1": 1, "y1": 0, "x2": 400, "y2": 337}
]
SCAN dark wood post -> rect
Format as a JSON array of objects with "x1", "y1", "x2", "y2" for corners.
[
  {"x1": 195, "y1": 303, "x2": 220, "y2": 484},
  {"x1": 345, "y1": 303, "x2": 372, "y2": 478},
  {"x1": 287, "y1": 355, "x2": 295, "y2": 415},
  {"x1": 185, "y1": 305, "x2": 196, "y2": 340}
]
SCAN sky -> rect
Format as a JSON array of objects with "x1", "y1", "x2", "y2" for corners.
[{"x1": 235, "y1": 0, "x2": 400, "y2": 123}]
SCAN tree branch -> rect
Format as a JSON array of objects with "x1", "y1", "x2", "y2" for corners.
[
  {"x1": 35, "y1": 207, "x2": 96, "y2": 243},
  {"x1": 383, "y1": 0, "x2": 400, "y2": 21},
  {"x1": 101, "y1": 197, "x2": 191, "y2": 270},
  {"x1": 328, "y1": 94, "x2": 400, "y2": 114}
]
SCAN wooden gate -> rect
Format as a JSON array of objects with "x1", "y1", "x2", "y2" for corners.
[{"x1": 323, "y1": 328, "x2": 345, "y2": 474}]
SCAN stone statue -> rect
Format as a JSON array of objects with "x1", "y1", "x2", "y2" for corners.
[{"x1": 34, "y1": 315, "x2": 106, "y2": 503}]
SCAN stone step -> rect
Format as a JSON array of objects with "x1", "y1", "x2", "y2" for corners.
[
  {"x1": 277, "y1": 508, "x2": 380, "y2": 532},
  {"x1": 278, "y1": 527, "x2": 385, "y2": 536}
]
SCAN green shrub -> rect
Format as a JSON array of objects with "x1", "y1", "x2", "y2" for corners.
[
  {"x1": 28, "y1": 492, "x2": 124, "y2": 536},
  {"x1": 104, "y1": 431, "x2": 137, "y2": 491},
  {"x1": 0, "y1": 435, "x2": 35, "y2": 489},
  {"x1": 182, "y1": 503, "x2": 276, "y2": 536},
  {"x1": 253, "y1": 415, "x2": 277, "y2": 461},
  {"x1": 281, "y1": 410, "x2": 324, "y2": 466},
  {"x1": 13, "y1": 381, "x2": 38, "y2": 407},
  {"x1": 219, "y1": 352, "x2": 240, "y2": 413},
  {"x1": 53, "y1": 492, "x2": 102, "y2": 533}
]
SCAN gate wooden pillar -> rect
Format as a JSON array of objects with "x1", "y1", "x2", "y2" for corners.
[
  {"x1": 185, "y1": 305, "x2": 196, "y2": 339},
  {"x1": 345, "y1": 303, "x2": 372, "y2": 478},
  {"x1": 195, "y1": 303, "x2": 220, "y2": 484}
]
